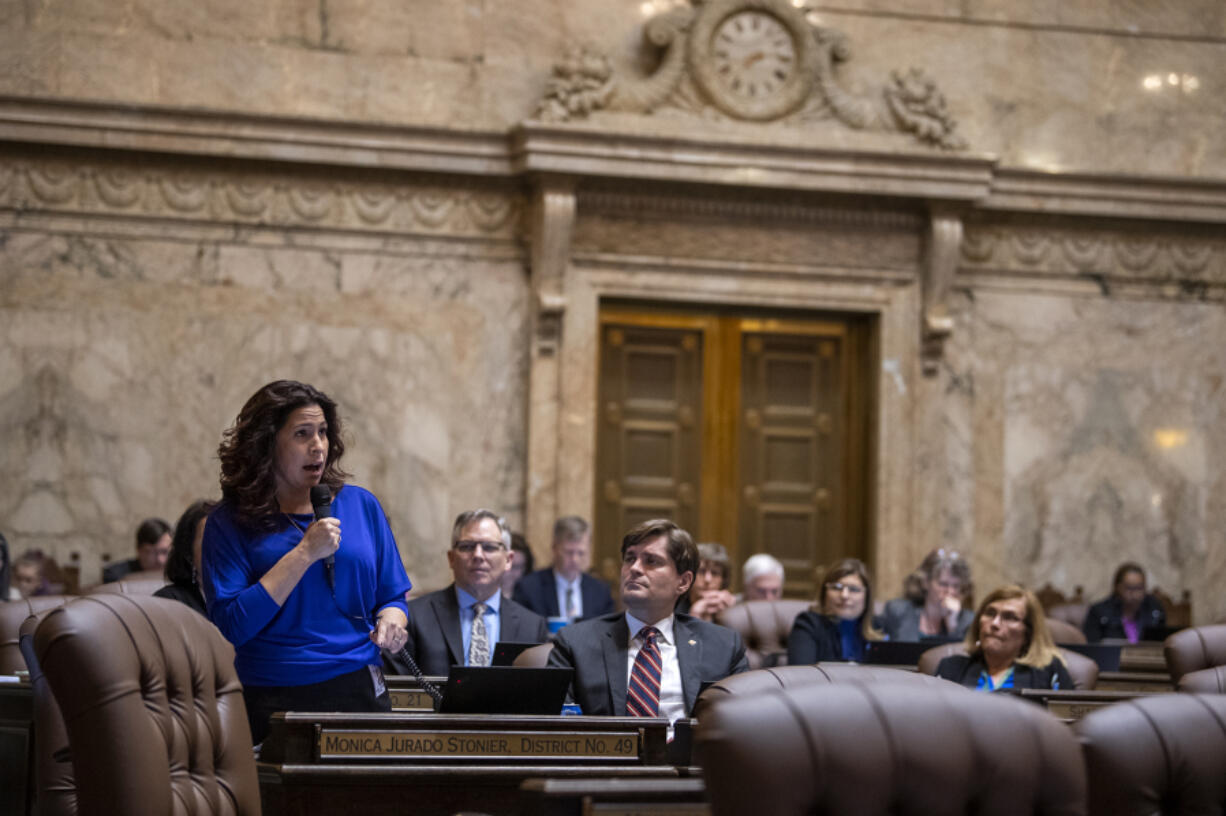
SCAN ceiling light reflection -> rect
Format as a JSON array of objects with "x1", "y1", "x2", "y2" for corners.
[{"x1": 1153, "y1": 428, "x2": 1188, "y2": 450}]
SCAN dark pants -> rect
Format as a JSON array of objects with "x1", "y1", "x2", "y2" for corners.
[{"x1": 243, "y1": 664, "x2": 390, "y2": 745}]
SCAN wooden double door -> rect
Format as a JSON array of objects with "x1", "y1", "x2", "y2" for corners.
[{"x1": 594, "y1": 306, "x2": 873, "y2": 600}]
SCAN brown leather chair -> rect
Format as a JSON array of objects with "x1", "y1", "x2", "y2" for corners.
[
  {"x1": 88, "y1": 569, "x2": 168, "y2": 596},
  {"x1": 1048, "y1": 603, "x2": 1089, "y2": 631},
  {"x1": 715, "y1": 599, "x2": 811, "y2": 669},
  {"x1": 512, "y1": 642, "x2": 554, "y2": 667},
  {"x1": 1, "y1": 596, "x2": 75, "y2": 674},
  {"x1": 32, "y1": 594, "x2": 260, "y2": 815},
  {"x1": 1163, "y1": 623, "x2": 1226, "y2": 683},
  {"x1": 1074, "y1": 693, "x2": 1226, "y2": 815},
  {"x1": 18, "y1": 611, "x2": 75, "y2": 816},
  {"x1": 1046, "y1": 617, "x2": 1087, "y2": 645},
  {"x1": 1178, "y1": 665, "x2": 1226, "y2": 693},
  {"x1": 693, "y1": 662, "x2": 954, "y2": 719},
  {"x1": 696, "y1": 680, "x2": 1086, "y2": 816},
  {"x1": 917, "y1": 642, "x2": 1099, "y2": 690}
]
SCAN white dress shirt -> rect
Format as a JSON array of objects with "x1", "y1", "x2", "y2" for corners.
[
  {"x1": 624, "y1": 611, "x2": 684, "y2": 727},
  {"x1": 553, "y1": 571, "x2": 583, "y2": 621}
]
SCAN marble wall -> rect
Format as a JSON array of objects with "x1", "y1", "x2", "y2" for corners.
[
  {"x1": 0, "y1": 152, "x2": 529, "y2": 592},
  {"x1": 1, "y1": 1, "x2": 1224, "y2": 623},
  {"x1": 0, "y1": 1, "x2": 1223, "y2": 176}
]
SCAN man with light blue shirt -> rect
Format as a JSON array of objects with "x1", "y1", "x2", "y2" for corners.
[{"x1": 385, "y1": 509, "x2": 549, "y2": 677}]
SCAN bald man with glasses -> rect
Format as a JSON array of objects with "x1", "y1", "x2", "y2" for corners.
[{"x1": 384, "y1": 509, "x2": 549, "y2": 678}]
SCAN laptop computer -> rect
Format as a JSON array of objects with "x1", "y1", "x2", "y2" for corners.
[
  {"x1": 490, "y1": 641, "x2": 540, "y2": 667},
  {"x1": 438, "y1": 665, "x2": 574, "y2": 715},
  {"x1": 861, "y1": 637, "x2": 960, "y2": 666}
]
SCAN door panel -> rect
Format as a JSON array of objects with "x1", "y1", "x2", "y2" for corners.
[
  {"x1": 738, "y1": 328, "x2": 846, "y2": 598},
  {"x1": 595, "y1": 308, "x2": 870, "y2": 599},
  {"x1": 595, "y1": 321, "x2": 706, "y2": 583}
]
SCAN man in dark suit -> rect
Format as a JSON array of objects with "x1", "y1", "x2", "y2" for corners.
[
  {"x1": 547, "y1": 519, "x2": 748, "y2": 722},
  {"x1": 385, "y1": 509, "x2": 549, "y2": 677},
  {"x1": 102, "y1": 517, "x2": 171, "y2": 583},
  {"x1": 513, "y1": 515, "x2": 614, "y2": 624}
]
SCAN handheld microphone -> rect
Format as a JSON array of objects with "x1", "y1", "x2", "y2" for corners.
[{"x1": 310, "y1": 484, "x2": 335, "y2": 590}]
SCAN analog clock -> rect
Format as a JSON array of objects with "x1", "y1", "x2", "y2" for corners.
[{"x1": 690, "y1": 0, "x2": 817, "y2": 121}]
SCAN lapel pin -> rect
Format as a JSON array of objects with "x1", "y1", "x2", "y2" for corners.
[{"x1": 688, "y1": 639, "x2": 697, "y2": 645}]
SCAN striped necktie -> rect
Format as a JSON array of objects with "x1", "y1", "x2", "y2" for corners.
[
  {"x1": 626, "y1": 626, "x2": 662, "y2": 717},
  {"x1": 468, "y1": 602, "x2": 490, "y2": 666}
]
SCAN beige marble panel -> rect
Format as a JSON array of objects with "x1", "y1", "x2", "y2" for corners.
[
  {"x1": 0, "y1": 218, "x2": 530, "y2": 594},
  {"x1": 947, "y1": 289, "x2": 1226, "y2": 624},
  {"x1": 3, "y1": 0, "x2": 1224, "y2": 178}
]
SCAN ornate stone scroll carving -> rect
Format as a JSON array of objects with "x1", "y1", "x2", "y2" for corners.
[
  {"x1": 533, "y1": 0, "x2": 965, "y2": 150},
  {"x1": 0, "y1": 157, "x2": 521, "y2": 240}
]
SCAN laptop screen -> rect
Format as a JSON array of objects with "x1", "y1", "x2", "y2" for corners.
[{"x1": 439, "y1": 666, "x2": 574, "y2": 715}]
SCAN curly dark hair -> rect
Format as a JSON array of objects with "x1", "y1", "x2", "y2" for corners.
[
  {"x1": 218, "y1": 380, "x2": 350, "y2": 530},
  {"x1": 164, "y1": 499, "x2": 217, "y2": 586}
]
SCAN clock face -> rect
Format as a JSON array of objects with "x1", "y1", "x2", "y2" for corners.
[
  {"x1": 689, "y1": 0, "x2": 816, "y2": 121},
  {"x1": 711, "y1": 11, "x2": 797, "y2": 102}
]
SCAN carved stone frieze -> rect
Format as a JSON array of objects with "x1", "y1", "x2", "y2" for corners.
[
  {"x1": 0, "y1": 156, "x2": 522, "y2": 240},
  {"x1": 960, "y1": 222, "x2": 1226, "y2": 298},
  {"x1": 533, "y1": 0, "x2": 966, "y2": 150}
]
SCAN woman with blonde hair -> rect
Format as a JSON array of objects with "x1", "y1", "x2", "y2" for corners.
[
  {"x1": 936, "y1": 585, "x2": 1073, "y2": 691},
  {"x1": 787, "y1": 558, "x2": 883, "y2": 663}
]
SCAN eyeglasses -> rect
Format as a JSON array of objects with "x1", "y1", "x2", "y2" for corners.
[
  {"x1": 454, "y1": 540, "x2": 505, "y2": 555},
  {"x1": 826, "y1": 582, "x2": 865, "y2": 595},
  {"x1": 981, "y1": 606, "x2": 1024, "y2": 624}
]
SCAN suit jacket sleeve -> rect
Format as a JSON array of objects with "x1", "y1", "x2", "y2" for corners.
[
  {"x1": 546, "y1": 625, "x2": 579, "y2": 706},
  {"x1": 786, "y1": 611, "x2": 825, "y2": 665},
  {"x1": 1082, "y1": 601, "x2": 1107, "y2": 642}
]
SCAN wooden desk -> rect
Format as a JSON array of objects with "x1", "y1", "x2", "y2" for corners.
[
  {"x1": 1094, "y1": 671, "x2": 1173, "y2": 692},
  {"x1": 1112, "y1": 642, "x2": 1168, "y2": 673},
  {"x1": 258, "y1": 712, "x2": 678, "y2": 816},
  {"x1": 519, "y1": 778, "x2": 710, "y2": 816},
  {"x1": 1017, "y1": 689, "x2": 1142, "y2": 722},
  {"x1": 385, "y1": 674, "x2": 443, "y2": 711}
]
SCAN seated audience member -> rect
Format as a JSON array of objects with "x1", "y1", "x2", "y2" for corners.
[
  {"x1": 500, "y1": 531, "x2": 534, "y2": 600},
  {"x1": 547, "y1": 518, "x2": 748, "y2": 722},
  {"x1": 153, "y1": 499, "x2": 217, "y2": 616},
  {"x1": 741, "y1": 553, "x2": 785, "y2": 601},
  {"x1": 12, "y1": 549, "x2": 54, "y2": 598},
  {"x1": 936, "y1": 585, "x2": 1073, "y2": 691},
  {"x1": 0, "y1": 532, "x2": 18, "y2": 601},
  {"x1": 102, "y1": 517, "x2": 172, "y2": 583},
  {"x1": 676, "y1": 542, "x2": 737, "y2": 621},
  {"x1": 513, "y1": 515, "x2": 614, "y2": 624},
  {"x1": 787, "y1": 558, "x2": 883, "y2": 664},
  {"x1": 1082, "y1": 562, "x2": 1166, "y2": 643},
  {"x1": 387, "y1": 509, "x2": 549, "y2": 677},
  {"x1": 883, "y1": 549, "x2": 974, "y2": 640}
]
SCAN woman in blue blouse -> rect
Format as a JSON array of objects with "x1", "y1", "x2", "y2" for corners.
[
  {"x1": 935, "y1": 585, "x2": 1073, "y2": 691},
  {"x1": 787, "y1": 558, "x2": 883, "y2": 664},
  {"x1": 201, "y1": 380, "x2": 412, "y2": 745}
]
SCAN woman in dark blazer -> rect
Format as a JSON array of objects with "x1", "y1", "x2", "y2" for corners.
[
  {"x1": 936, "y1": 585, "x2": 1073, "y2": 691},
  {"x1": 787, "y1": 558, "x2": 883, "y2": 664}
]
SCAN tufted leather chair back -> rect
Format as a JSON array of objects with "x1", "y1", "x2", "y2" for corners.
[
  {"x1": 512, "y1": 642, "x2": 554, "y2": 667},
  {"x1": 1163, "y1": 623, "x2": 1226, "y2": 682},
  {"x1": 697, "y1": 680, "x2": 1086, "y2": 816},
  {"x1": 19, "y1": 611, "x2": 75, "y2": 816},
  {"x1": 715, "y1": 599, "x2": 811, "y2": 669},
  {"x1": 1178, "y1": 665, "x2": 1226, "y2": 693},
  {"x1": 1074, "y1": 693, "x2": 1226, "y2": 816},
  {"x1": 32, "y1": 594, "x2": 260, "y2": 816},
  {"x1": 693, "y1": 662, "x2": 953, "y2": 719},
  {"x1": 88, "y1": 569, "x2": 169, "y2": 597},
  {"x1": 1045, "y1": 618, "x2": 1087, "y2": 645},
  {"x1": 1, "y1": 596, "x2": 76, "y2": 674},
  {"x1": 917, "y1": 642, "x2": 1099, "y2": 690}
]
